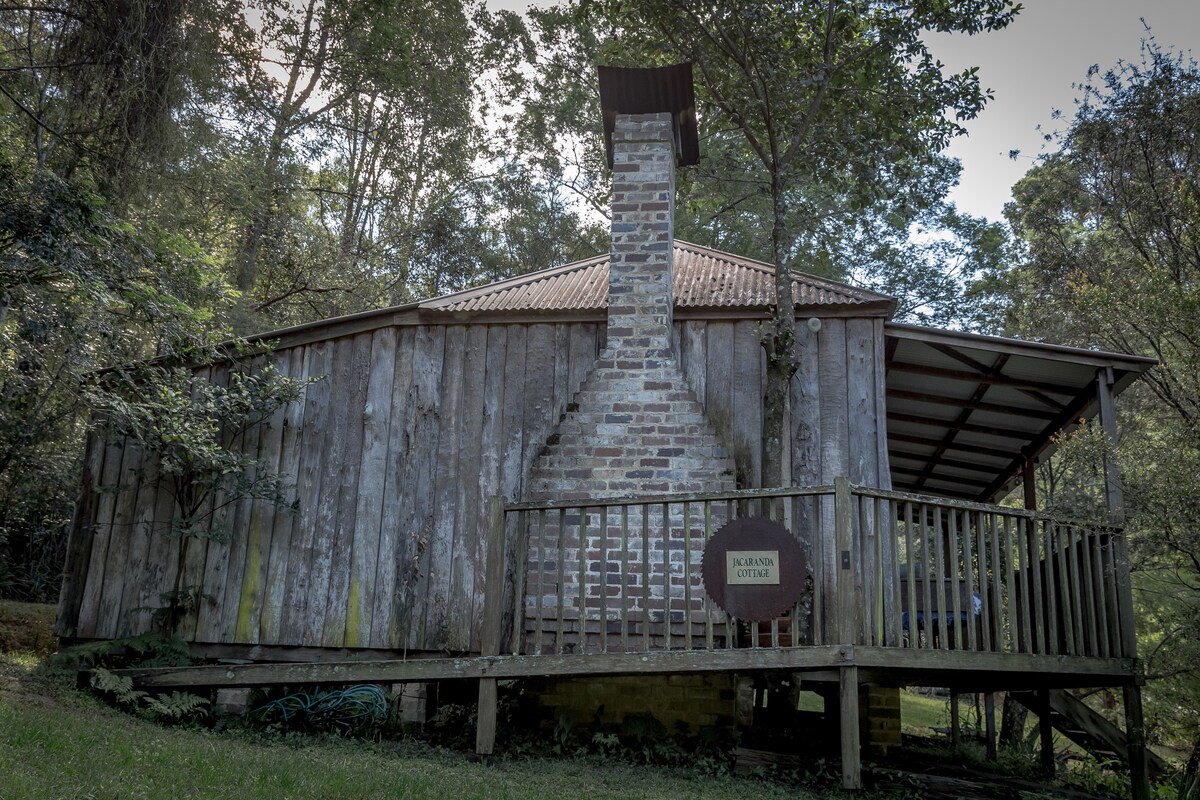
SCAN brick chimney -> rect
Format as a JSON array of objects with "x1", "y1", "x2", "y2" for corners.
[
  {"x1": 607, "y1": 111, "x2": 676, "y2": 358},
  {"x1": 524, "y1": 66, "x2": 737, "y2": 656}
]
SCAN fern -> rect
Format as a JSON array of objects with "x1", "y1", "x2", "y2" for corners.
[
  {"x1": 91, "y1": 667, "x2": 210, "y2": 722},
  {"x1": 144, "y1": 691, "x2": 210, "y2": 720}
]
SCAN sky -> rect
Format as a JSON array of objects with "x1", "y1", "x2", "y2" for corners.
[{"x1": 489, "y1": 1, "x2": 1200, "y2": 222}]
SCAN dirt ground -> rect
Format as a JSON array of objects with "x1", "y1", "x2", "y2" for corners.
[{"x1": 0, "y1": 601, "x2": 57, "y2": 654}]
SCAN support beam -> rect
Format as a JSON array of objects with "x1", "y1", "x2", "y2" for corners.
[
  {"x1": 1124, "y1": 684, "x2": 1150, "y2": 800},
  {"x1": 1098, "y1": 368, "x2": 1150, "y2": 800},
  {"x1": 1039, "y1": 688, "x2": 1055, "y2": 776},
  {"x1": 840, "y1": 665, "x2": 862, "y2": 789},
  {"x1": 476, "y1": 496, "x2": 507, "y2": 756},
  {"x1": 985, "y1": 692, "x2": 997, "y2": 760},
  {"x1": 950, "y1": 690, "x2": 961, "y2": 749},
  {"x1": 835, "y1": 477, "x2": 857, "y2": 645}
]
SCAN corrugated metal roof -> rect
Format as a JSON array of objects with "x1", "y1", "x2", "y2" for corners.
[
  {"x1": 421, "y1": 241, "x2": 891, "y2": 314},
  {"x1": 598, "y1": 63, "x2": 699, "y2": 167},
  {"x1": 884, "y1": 322, "x2": 1156, "y2": 502}
]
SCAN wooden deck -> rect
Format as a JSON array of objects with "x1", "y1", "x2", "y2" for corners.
[{"x1": 115, "y1": 480, "x2": 1143, "y2": 791}]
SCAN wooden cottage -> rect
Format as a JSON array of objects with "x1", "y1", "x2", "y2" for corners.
[{"x1": 56, "y1": 66, "x2": 1157, "y2": 795}]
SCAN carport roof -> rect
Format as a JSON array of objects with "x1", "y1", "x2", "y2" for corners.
[{"x1": 883, "y1": 323, "x2": 1156, "y2": 503}]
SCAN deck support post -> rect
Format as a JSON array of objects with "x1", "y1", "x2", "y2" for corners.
[
  {"x1": 840, "y1": 665, "x2": 862, "y2": 789},
  {"x1": 1038, "y1": 688, "x2": 1055, "y2": 776},
  {"x1": 1124, "y1": 682, "x2": 1150, "y2": 800},
  {"x1": 1098, "y1": 368, "x2": 1150, "y2": 800},
  {"x1": 834, "y1": 477, "x2": 856, "y2": 645},
  {"x1": 950, "y1": 690, "x2": 960, "y2": 749},
  {"x1": 985, "y1": 692, "x2": 997, "y2": 760},
  {"x1": 476, "y1": 496, "x2": 508, "y2": 756}
]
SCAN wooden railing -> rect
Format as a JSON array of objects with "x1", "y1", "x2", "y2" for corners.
[{"x1": 484, "y1": 479, "x2": 1135, "y2": 662}]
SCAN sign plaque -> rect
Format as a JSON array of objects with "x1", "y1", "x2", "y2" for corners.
[
  {"x1": 726, "y1": 551, "x2": 780, "y2": 584},
  {"x1": 700, "y1": 518, "x2": 807, "y2": 621}
]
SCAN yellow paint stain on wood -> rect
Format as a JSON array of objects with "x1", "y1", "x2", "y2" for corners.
[
  {"x1": 345, "y1": 576, "x2": 361, "y2": 647},
  {"x1": 235, "y1": 521, "x2": 264, "y2": 642}
]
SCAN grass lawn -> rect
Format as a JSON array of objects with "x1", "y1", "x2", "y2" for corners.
[{"x1": 0, "y1": 652, "x2": 900, "y2": 800}]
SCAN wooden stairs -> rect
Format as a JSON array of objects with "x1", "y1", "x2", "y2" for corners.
[{"x1": 1010, "y1": 690, "x2": 1168, "y2": 780}]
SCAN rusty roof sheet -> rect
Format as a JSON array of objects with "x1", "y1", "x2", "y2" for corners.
[
  {"x1": 421, "y1": 241, "x2": 892, "y2": 314},
  {"x1": 598, "y1": 63, "x2": 700, "y2": 167}
]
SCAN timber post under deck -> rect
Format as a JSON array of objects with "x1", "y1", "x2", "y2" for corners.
[{"x1": 113, "y1": 482, "x2": 1150, "y2": 794}]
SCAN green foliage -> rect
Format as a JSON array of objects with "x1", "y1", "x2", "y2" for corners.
[
  {"x1": 90, "y1": 352, "x2": 304, "y2": 541},
  {"x1": 1062, "y1": 754, "x2": 1178, "y2": 800},
  {"x1": 91, "y1": 666, "x2": 211, "y2": 723},
  {"x1": 0, "y1": 149, "x2": 236, "y2": 601},
  {"x1": 530, "y1": 0, "x2": 1017, "y2": 485},
  {"x1": 980, "y1": 39, "x2": 1200, "y2": 773},
  {"x1": 55, "y1": 630, "x2": 194, "y2": 669}
]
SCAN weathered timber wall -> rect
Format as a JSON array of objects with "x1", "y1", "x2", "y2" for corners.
[
  {"x1": 60, "y1": 314, "x2": 890, "y2": 654},
  {"x1": 62, "y1": 322, "x2": 602, "y2": 652}
]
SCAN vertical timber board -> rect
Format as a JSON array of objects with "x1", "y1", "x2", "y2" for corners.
[
  {"x1": 305, "y1": 337, "x2": 356, "y2": 645},
  {"x1": 195, "y1": 364, "x2": 237, "y2": 643},
  {"x1": 818, "y1": 318, "x2": 850, "y2": 635},
  {"x1": 818, "y1": 319, "x2": 851, "y2": 482},
  {"x1": 424, "y1": 325, "x2": 467, "y2": 651},
  {"x1": 344, "y1": 328, "x2": 398, "y2": 648},
  {"x1": 550, "y1": 324, "x2": 571, "y2": 433},
  {"x1": 789, "y1": 321, "x2": 822, "y2": 475},
  {"x1": 117, "y1": 442, "x2": 160, "y2": 637},
  {"x1": 871, "y1": 320, "x2": 892, "y2": 490},
  {"x1": 704, "y1": 322, "x2": 735, "y2": 477},
  {"x1": 76, "y1": 434, "x2": 122, "y2": 638},
  {"x1": 497, "y1": 325, "x2": 527, "y2": 651},
  {"x1": 732, "y1": 320, "x2": 763, "y2": 488},
  {"x1": 451, "y1": 323, "x2": 484, "y2": 652},
  {"x1": 499, "y1": 325, "x2": 527, "y2": 502},
  {"x1": 872, "y1": 319, "x2": 895, "y2": 644},
  {"x1": 56, "y1": 430, "x2": 105, "y2": 638},
  {"x1": 221, "y1": 360, "x2": 269, "y2": 642},
  {"x1": 520, "y1": 324, "x2": 558, "y2": 481},
  {"x1": 173, "y1": 365, "x2": 216, "y2": 643},
  {"x1": 143, "y1": 438, "x2": 182, "y2": 639},
  {"x1": 260, "y1": 346, "x2": 308, "y2": 643},
  {"x1": 319, "y1": 333, "x2": 373, "y2": 647},
  {"x1": 449, "y1": 325, "x2": 487, "y2": 651},
  {"x1": 280, "y1": 342, "x2": 333, "y2": 645},
  {"x1": 373, "y1": 327, "x2": 416, "y2": 649},
  {"x1": 405, "y1": 325, "x2": 447, "y2": 651},
  {"x1": 567, "y1": 323, "x2": 599, "y2": 398},
  {"x1": 680, "y1": 321, "x2": 707, "y2": 405},
  {"x1": 96, "y1": 438, "x2": 144, "y2": 639},
  {"x1": 846, "y1": 318, "x2": 878, "y2": 641},
  {"x1": 790, "y1": 319, "x2": 822, "y2": 639},
  {"x1": 233, "y1": 349, "x2": 291, "y2": 643},
  {"x1": 303, "y1": 336, "x2": 359, "y2": 646},
  {"x1": 518, "y1": 324, "x2": 558, "y2": 645},
  {"x1": 470, "y1": 326, "x2": 507, "y2": 651},
  {"x1": 840, "y1": 664, "x2": 862, "y2": 789}
]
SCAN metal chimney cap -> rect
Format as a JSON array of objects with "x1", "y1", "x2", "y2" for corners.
[{"x1": 597, "y1": 63, "x2": 699, "y2": 168}]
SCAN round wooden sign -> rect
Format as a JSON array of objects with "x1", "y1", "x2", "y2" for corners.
[{"x1": 700, "y1": 518, "x2": 807, "y2": 621}]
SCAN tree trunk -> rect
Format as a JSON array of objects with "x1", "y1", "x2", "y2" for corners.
[
  {"x1": 999, "y1": 693, "x2": 1029, "y2": 749},
  {"x1": 760, "y1": 175, "x2": 797, "y2": 489}
]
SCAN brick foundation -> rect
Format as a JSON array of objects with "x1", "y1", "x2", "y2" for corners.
[
  {"x1": 860, "y1": 685, "x2": 902, "y2": 757},
  {"x1": 524, "y1": 673, "x2": 737, "y2": 736}
]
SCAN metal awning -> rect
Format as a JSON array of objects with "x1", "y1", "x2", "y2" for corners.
[{"x1": 884, "y1": 323, "x2": 1156, "y2": 503}]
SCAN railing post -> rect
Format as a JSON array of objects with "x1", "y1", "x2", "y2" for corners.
[
  {"x1": 834, "y1": 477, "x2": 856, "y2": 645},
  {"x1": 476, "y1": 495, "x2": 507, "y2": 755}
]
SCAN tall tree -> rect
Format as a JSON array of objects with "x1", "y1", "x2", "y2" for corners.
[
  {"x1": 569, "y1": 0, "x2": 1018, "y2": 486},
  {"x1": 983, "y1": 43, "x2": 1200, "y2": 779}
]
